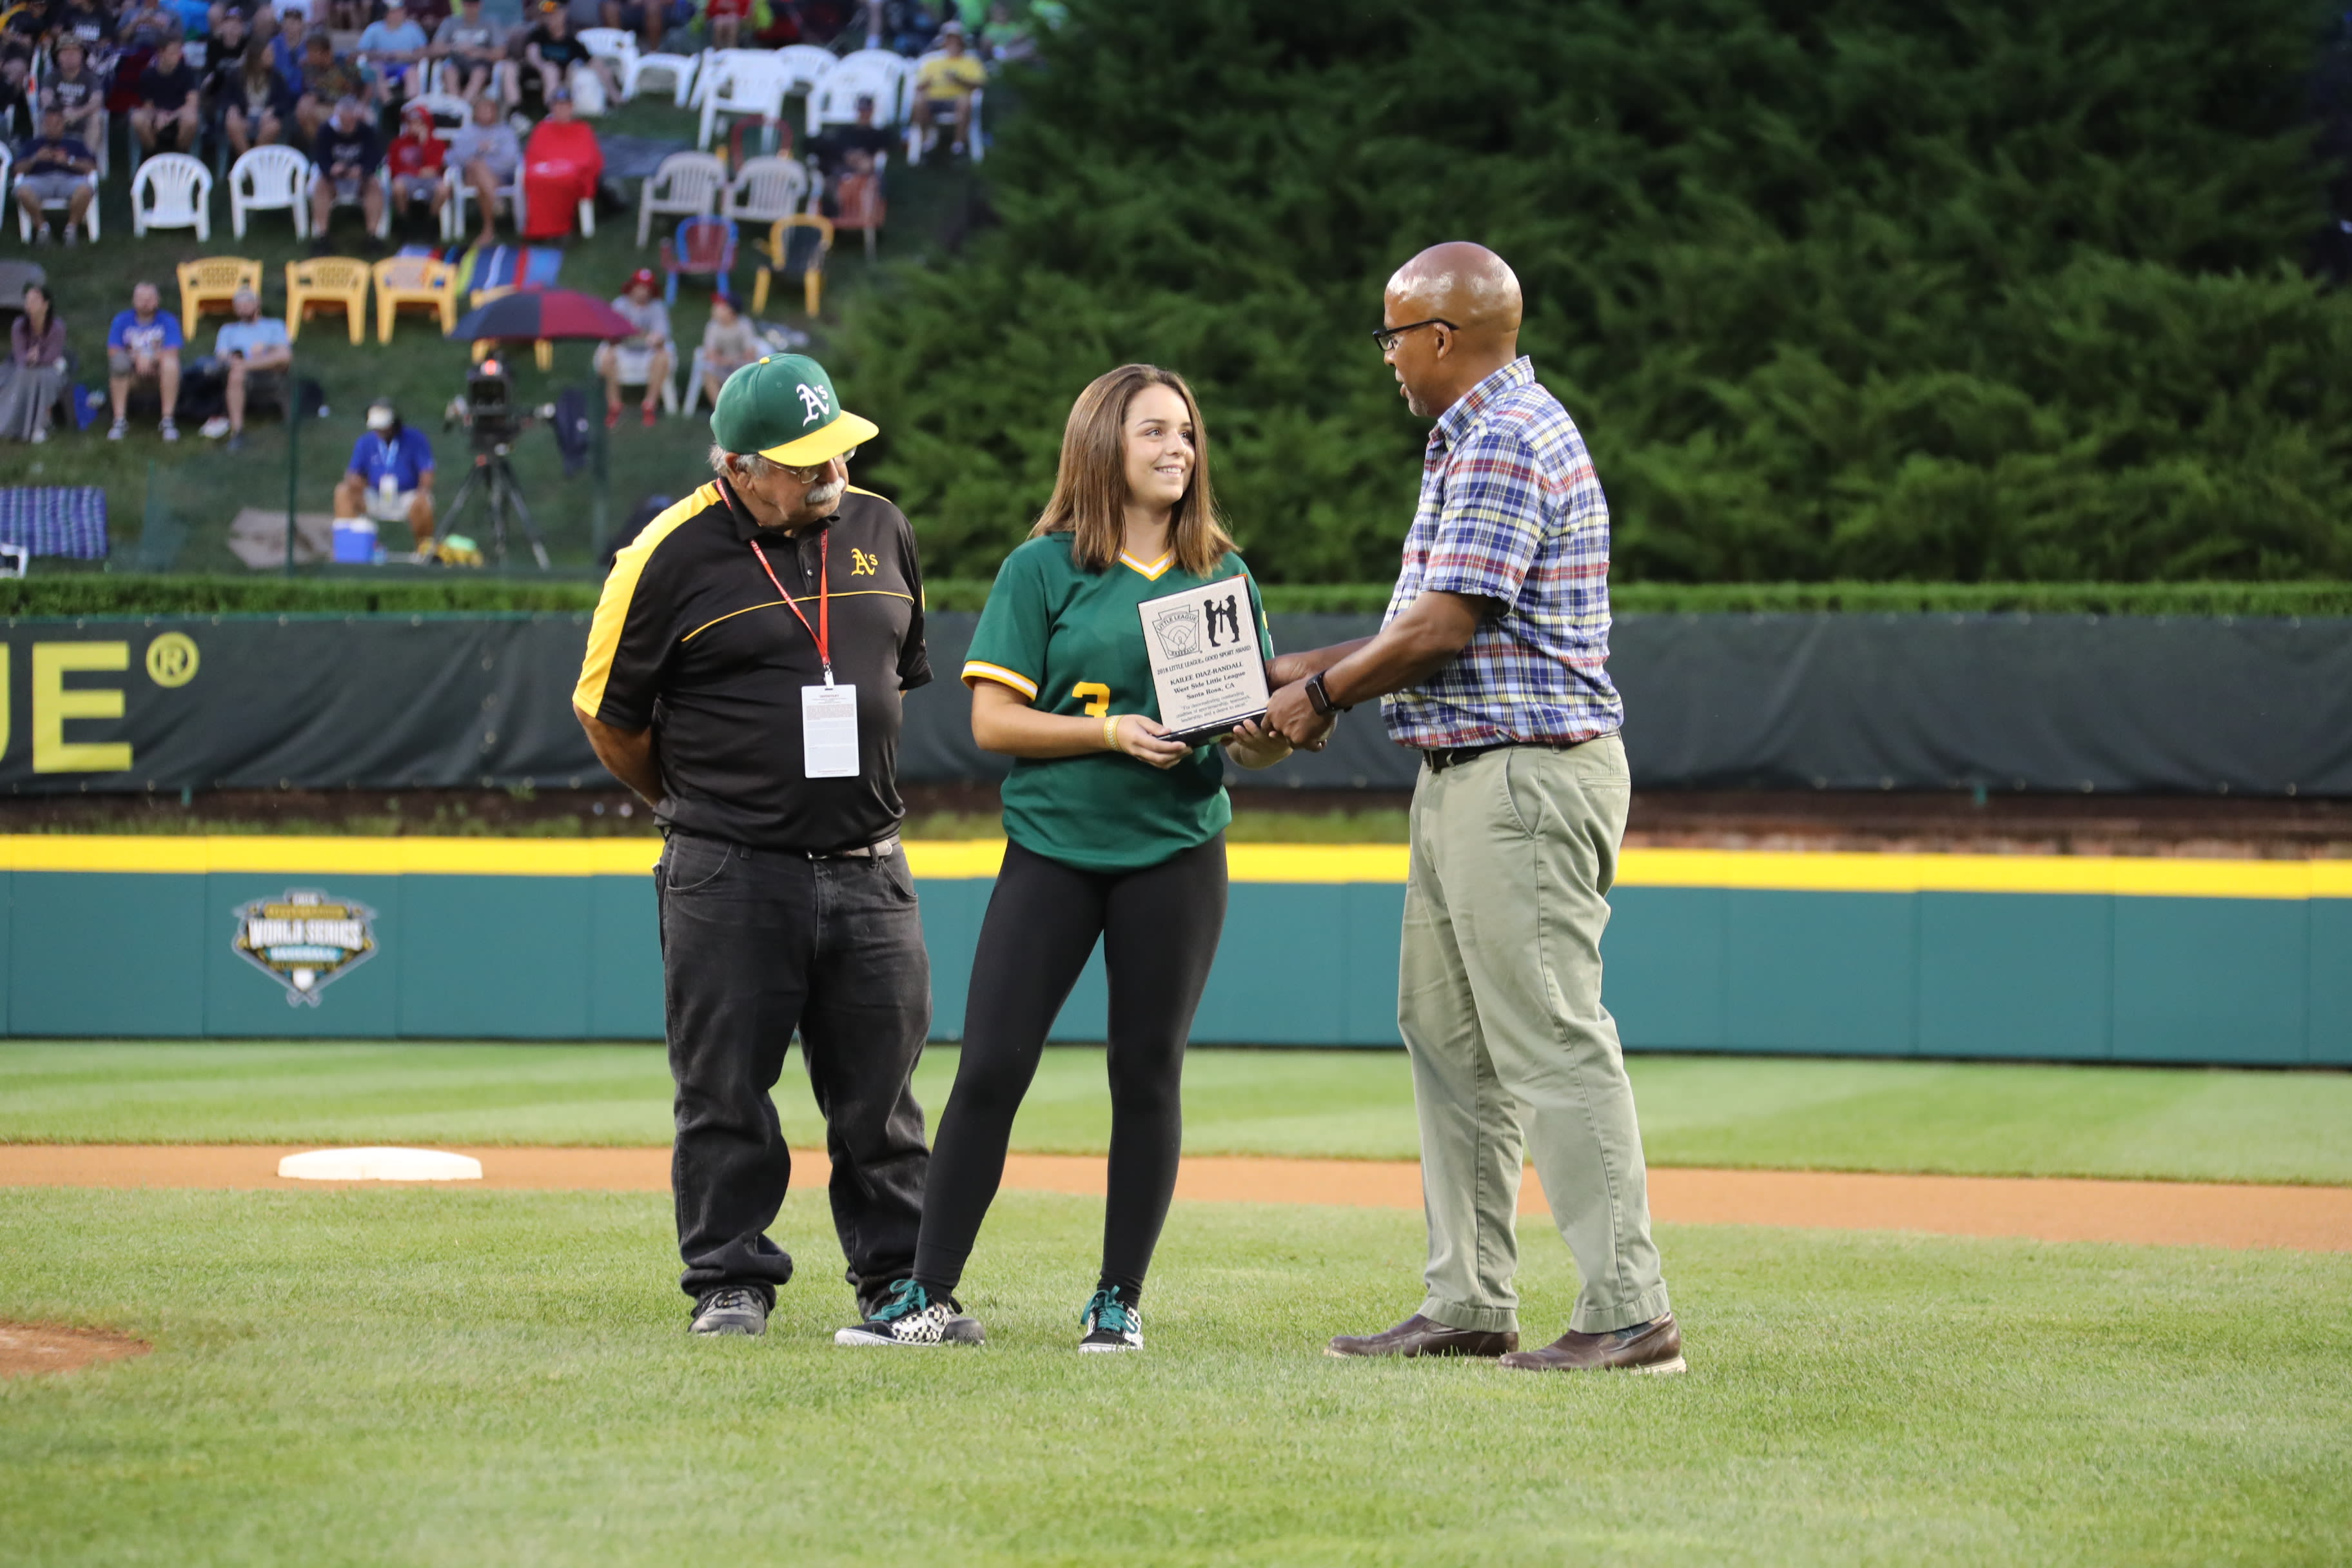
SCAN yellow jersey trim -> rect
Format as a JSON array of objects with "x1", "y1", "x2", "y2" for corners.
[
  {"x1": 682, "y1": 590, "x2": 916, "y2": 643},
  {"x1": 3, "y1": 839, "x2": 2344, "y2": 899},
  {"x1": 1119, "y1": 551, "x2": 1174, "y2": 581},
  {"x1": 961, "y1": 660, "x2": 1039, "y2": 700},
  {"x1": 571, "y1": 485, "x2": 714, "y2": 720}
]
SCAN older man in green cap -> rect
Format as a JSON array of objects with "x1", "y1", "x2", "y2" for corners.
[{"x1": 576, "y1": 355, "x2": 965, "y2": 1341}]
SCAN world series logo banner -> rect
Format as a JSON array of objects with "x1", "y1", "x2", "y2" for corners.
[
  {"x1": 1137, "y1": 573, "x2": 1269, "y2": 743},
  {"x1": 231, "y1": 890, "x2": 379, "y2": 1007}
]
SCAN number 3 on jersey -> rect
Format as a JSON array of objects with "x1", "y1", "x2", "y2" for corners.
[{"x1": 1072, "y1": 681, "x2": 1110, "y2": 717}]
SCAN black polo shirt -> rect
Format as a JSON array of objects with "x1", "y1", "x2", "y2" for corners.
[{"x1": 574, "y1": 479, "x2": 930, "y2": 852}]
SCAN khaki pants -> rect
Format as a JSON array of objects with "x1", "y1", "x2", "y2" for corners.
[{"x1": 1399, "y1": 733, "x2": 1671, "y2": 1335}]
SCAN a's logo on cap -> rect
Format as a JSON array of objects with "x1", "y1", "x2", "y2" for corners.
[{"x1": 796, "y1": 382, "x2": 830, "y2": 420}]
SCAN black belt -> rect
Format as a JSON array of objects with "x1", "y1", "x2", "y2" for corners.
[
  {"x1": 1422, "y1": 740, "x2": 1585, "y2": 773},
  {"x1": 667, "y1": 828, "x2": 901, "y2": 860},
  {"x1": 807, "y1": 834, "x2": 900, "y2": 860}
]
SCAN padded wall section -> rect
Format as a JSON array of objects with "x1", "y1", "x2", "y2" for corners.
[
  {"x1": 2110, "y1": 898, "x2": 2309, "y2": 1064},
  {"x1": 202, "y1": 873, "x2": 403, "y2": 1037},
  {"x1": 587, "y1": 874, "x2": 663, "y2": 1040},
  {"x1": 1605, "y1": 887, "x2": 1729, "y2": 1050},
  {"x1": 10, "y1": 872, "x2": 208, "y2": 1037},
  {"x1": 1916, "y1": 893, "x2": 2112, "y2": 1060},
  {"x1": 1723, "y1": 890, "x2": 1917, "y2": 1055},
  {"x1": 395, "y1": 876, "x2": 594, "y2": 1039}
]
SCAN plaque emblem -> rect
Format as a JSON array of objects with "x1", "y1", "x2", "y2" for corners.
[
  {"x1": 231, "y1": 889, "x2": 379, "y2": 1007},
  {"x1": 1152, "y1": 603, "x2": 1202, "y2": 659}
]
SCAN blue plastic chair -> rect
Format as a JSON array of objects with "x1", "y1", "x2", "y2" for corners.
[{"x1": 659, "y1": 215, "x2": 738, "y2": 306}]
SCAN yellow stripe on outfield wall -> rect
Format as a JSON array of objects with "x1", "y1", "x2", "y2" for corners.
[{"x1": 0, "y1": 837, "x2": 2342, "y2": 899}]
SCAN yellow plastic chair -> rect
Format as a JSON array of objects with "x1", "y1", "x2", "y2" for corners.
[
  {"x1": 371, "y1": 256, "x2": 459, "y2": 344},
  {"x1": 177, "y1": 257, "x2": 264, "y2": 337},
  {"x1": 284, "y1": 257, "x2": 372, "y2": 345},
  {"x1": 750, "y1": 214, "x2": 833, "y2": 316},
  {"x1": 464, "y1": 286, "x2": 555, "y2": 371}
]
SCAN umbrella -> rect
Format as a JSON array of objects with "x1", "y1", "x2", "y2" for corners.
[{"x1": 448, "y1": 288, "x2": 638, "y2": 343}]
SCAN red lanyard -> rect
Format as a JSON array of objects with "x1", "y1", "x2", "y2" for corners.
[{"x1": 749, "y1": 526, "x2": 832, "y2": 685}]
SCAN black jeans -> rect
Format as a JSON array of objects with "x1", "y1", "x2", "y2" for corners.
[
  {"x1": 658, "y1": 832, "x2": 932, "y2": 1310},
  {"x1": 914, "y1": 834, "x2": 1228, "y2": 1304}
]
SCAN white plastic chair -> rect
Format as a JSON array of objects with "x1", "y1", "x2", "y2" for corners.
[
  {"x1": 13, "y1": 164, "x2": 100, "y2": 241},
  {"x1": 807, "y1": 59, "x2": 905, "y2": 139},
  {"x1": 698, "y1": 54, "x2": 790, "y2": 152},
  {"x1": 772, "y1": 44, "x2": 836, "y2": 99},
  {"x1": 578, "y1": 26, "x2": 639, "y2": 96},
  {"x1": 514, "y1": 172, "x2": 595, "y2": 239},
  {"x1": 636, "y1": 149, "x2": 723, "y2": 247},
  {"x1": 835, "y1": 48, "x2": 914, "y2": 120},
  {"x1": 229, "y1": 144, "x2": 311, "y2": 240},
  {"x1": 132, "y1": 153, "x2": 213, "y2": 240},
  {"x1": 627, "y1": 50, "x2": 697, "y2": 106},
  {"x1": 689, "y1": 49, "x2": 763, "y2": 108},
  {"x1": 444, "y1": 166, "x2": 520, "y2": 240},
  {"x1": 724, "y1": 155, "x2": 808, "y2": 231}
]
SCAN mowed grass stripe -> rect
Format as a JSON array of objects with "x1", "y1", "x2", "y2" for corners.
[
  {"x1": 1, "y1": 1188, "x2": 2346, "y2": 1565},
  {"x1": 3, "y1": 1043, "x2": 2349, "y2": 1187}
]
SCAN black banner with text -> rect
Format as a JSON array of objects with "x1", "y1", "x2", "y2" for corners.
[{"x1": 2, "y1": 611, "x2": 2348, "y2": 797}]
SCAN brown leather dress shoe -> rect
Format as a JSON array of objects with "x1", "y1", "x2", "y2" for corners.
[
  {"x1": 1497, "y1": 1311, "x2": 1685, "y2": 1374},
  {"x1": 1325, "y1": 1313, "x2": 1518, "y2": 1358}
]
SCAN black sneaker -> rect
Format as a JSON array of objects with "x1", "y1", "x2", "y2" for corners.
[
  {"x1": 1078, "y1": 1286, "x2": 1142, "y2": 1353},
  {"x1": 689, "y1": 1286, "x2": 768, "y2": 1337},
  {"x1": 834, "y1": 1279, "x2": 983, "y2": 1347}
]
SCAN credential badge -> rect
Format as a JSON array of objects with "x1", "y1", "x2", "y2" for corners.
[{"x1": 232, "y1": 889, "x2": 378, "y2": 1007}]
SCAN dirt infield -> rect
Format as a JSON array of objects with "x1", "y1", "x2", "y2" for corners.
[
  {"x1": 0, "y1": 1322, "x2": 150, "y2": 1378},
  {"x1": 5, "y1": 1144, "x2": 2350, "y2": 1252}
]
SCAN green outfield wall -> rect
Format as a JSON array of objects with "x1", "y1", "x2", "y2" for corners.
[{"x1": 1, "y1": 839, "x2": 2344, "y2": 1064}]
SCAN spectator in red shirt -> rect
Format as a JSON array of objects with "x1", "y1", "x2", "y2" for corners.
[
  {"x1": 520, "y1": 87, "x2": 601, "y2": 240},
  {"x1": 386, "y1": 101, "x2": 449, "y2": 232},
  {"x1": 704, "y1": 0, "x2": 752, "y2": 51}
]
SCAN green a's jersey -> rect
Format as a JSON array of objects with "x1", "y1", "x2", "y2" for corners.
[{"x1": 963, "y1": 533, "x2": 1275, "y2": 873}]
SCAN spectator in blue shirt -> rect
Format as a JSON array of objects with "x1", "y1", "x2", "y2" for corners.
[
  {"x1": 107, "y1": 280, "x2": 186, "y2": 442},
  {"x1": 211, "y1": 286, "x2": 291, "y2": 451},
  {"x1": 12, "y1": 104, "x2": 98, "y2": 245},
  {"x1": 355, "y1": 0, "x2": 429, "y2": 107},
  {"x1": 335, "y1": 399, "x2": 438, "y2": 551},
  {"x1": 271, "y1": 12, "x2": 306, "y2": 94}
]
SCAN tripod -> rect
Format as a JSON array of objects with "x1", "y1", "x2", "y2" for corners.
[{"x1": 435, "y1": 442, "x2": 551, "y2": 569}]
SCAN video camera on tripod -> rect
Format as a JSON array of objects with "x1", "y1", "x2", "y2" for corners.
[
  {"x1": 432, "y1": 357, "x2": 558, "y2": 569},
  {"x1": 444, "y1": 358, "x2": 555, "y2": 453}
]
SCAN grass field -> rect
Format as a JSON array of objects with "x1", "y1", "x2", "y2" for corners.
[
  {"x1": 5, "y1": 1045, "x2": 2350, "y2": 1562},
  {"x1": 3, "y1": 1185, "x2": 2349, "y2": 1565},
  {"x1": 3, "y1": 1042, "x2": 2349, "y2": 1184}
]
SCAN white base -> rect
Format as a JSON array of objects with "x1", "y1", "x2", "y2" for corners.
[{"x1": 277, "y1": 1147, "x2": 484, "y2": 1182}]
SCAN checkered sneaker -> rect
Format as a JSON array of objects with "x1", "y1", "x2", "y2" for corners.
[{"x1": 1078, "y1": 1287, "x2": 1142, "y2": 1353}]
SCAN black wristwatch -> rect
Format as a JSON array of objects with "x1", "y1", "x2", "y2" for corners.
[{"x1": 1304, "y1": 671, "x2": 1349, "y2": 716}]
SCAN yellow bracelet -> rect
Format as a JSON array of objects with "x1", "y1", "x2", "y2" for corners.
[{"x1": 1102, "y1": 714, "x2": 1121, "y2": 751}]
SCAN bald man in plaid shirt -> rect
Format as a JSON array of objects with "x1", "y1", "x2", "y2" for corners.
[{"x1": 1266, "y1": 242, "x2": 1680, "y2": 1376}]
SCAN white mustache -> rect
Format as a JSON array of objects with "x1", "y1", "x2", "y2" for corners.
[{"x1": 805, "y1": 479, "x2": 847, "y2": 509}]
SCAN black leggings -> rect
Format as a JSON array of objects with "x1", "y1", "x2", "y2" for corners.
[{"x1": 912, "y1": 833, "x2": 1228, "y2": 1304}]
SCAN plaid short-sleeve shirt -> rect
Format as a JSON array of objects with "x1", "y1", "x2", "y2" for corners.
[{"x1": 1380, "y1": 356, "x2": 1624, "y2": 749}]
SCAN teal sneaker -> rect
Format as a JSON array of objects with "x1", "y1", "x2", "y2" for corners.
[
  {"x1": 1078, "y1": 1286, "x2": 1142, "y2": 1353},
  {"x1": 834, "y1": 1279, "x2": 983, "y2": 1347}
]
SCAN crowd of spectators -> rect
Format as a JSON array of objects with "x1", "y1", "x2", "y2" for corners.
[{"x1": 0, "y1": 0, "x2": 1054, "y2": 446}]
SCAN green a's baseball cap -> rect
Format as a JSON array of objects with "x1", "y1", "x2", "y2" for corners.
[{"x1": 708, "y1": 353, "x2": 880, "y2": 467}]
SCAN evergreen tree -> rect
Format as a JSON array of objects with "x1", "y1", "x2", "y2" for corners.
[{"x1": 847, "y1": 0, "x2": 2352, "y2": 582}]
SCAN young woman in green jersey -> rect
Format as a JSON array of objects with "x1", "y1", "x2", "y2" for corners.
[{"x1": 838, "y1": 364, "x2": 1290, "y2": 1352}]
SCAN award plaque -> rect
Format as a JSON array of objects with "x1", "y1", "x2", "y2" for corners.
[{"x1": 1136, "y1": 573, "x2": 1270, "y2": 747}]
